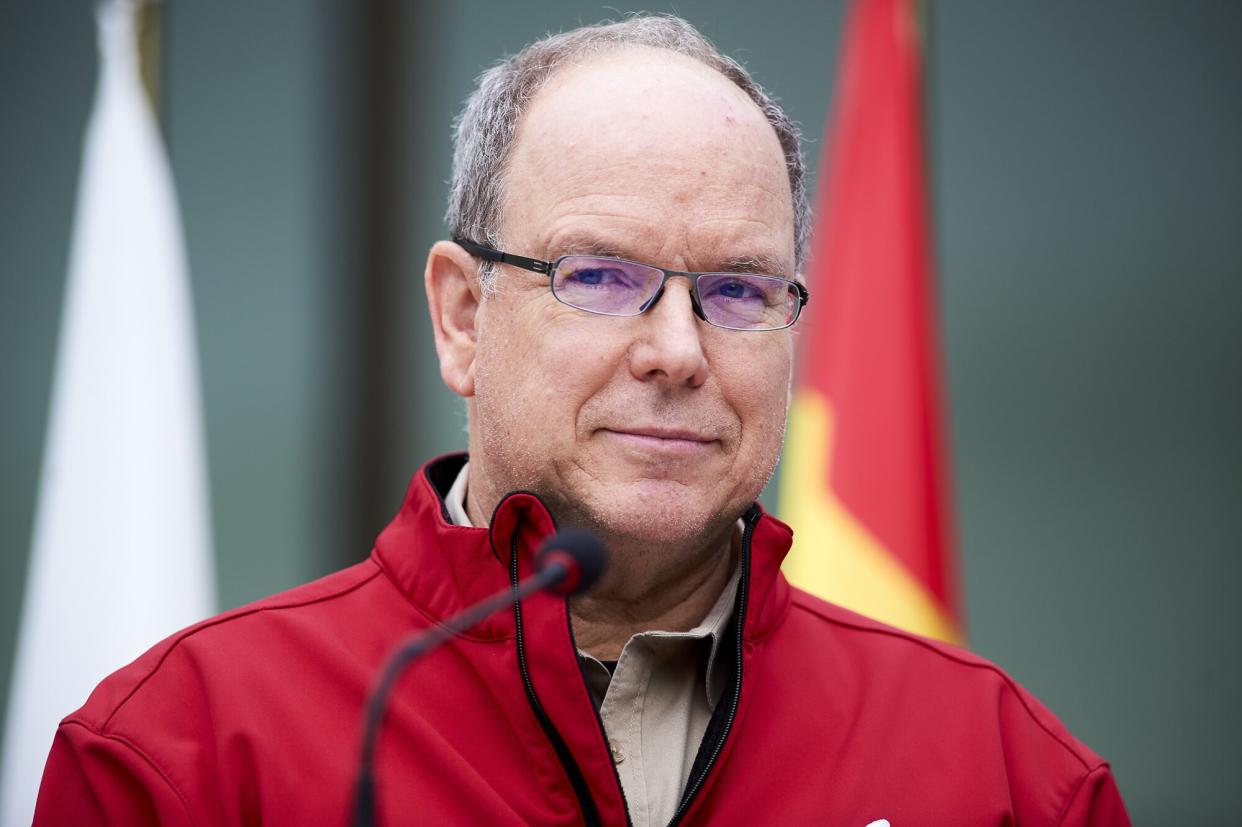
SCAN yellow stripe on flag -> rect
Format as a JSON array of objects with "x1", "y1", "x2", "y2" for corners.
[{"x1": 781, "y1": 391, "x2": 961, "y2": 644}]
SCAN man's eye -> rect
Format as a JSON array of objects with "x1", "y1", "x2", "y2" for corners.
[
  {"x1": 568, "y1": 268, "x2": 623, "y2": 287},
  {"x1": 710, "y1": 279, "x2": 762, "y2": 300}
]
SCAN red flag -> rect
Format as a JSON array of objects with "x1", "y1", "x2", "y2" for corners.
[{"x1": 779, "y1": 0, "x2": 963, "y2": 642}]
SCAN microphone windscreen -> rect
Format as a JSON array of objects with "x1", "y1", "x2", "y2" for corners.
[{"x1": 535, "y1": 529, "x2": 607, "y2": 595}]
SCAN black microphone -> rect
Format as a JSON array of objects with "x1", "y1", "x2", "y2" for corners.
[
  {"x1": 532, "y1": 528, "x2": 607, "y2": 596},
  {"x1": 353, "y1": 530, "x2": 606, "y2": 827}
]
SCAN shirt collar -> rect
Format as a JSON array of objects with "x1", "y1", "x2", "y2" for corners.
[
  {"x1": 691, "y1": 556, "x2": 740, "y2": 707},
  {"x1": 445, "y1": 459, "x2": 473, "y2": 527},
  {"x1": 445, "y1": 461, "x2": 739, "y2": 708}
]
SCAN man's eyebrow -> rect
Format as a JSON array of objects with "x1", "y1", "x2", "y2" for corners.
[
  {"x1": 546, "y1": 235, "x2": 792, "y2": 276},
  {"x1": 718, "y1": 254, "x2": 791, "y2": 277},
  {"x1": 545, "y1": 235, "x2": 628, "y2": 260}
]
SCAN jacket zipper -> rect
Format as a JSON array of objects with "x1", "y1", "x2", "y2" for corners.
[
  {"x1": 512, "y1": 508, "x2": 758, "y2": 827},
  {"x1": 512, "y1": 533, "x2": 604, "y2": 827},
  {"x1": 569, "y1": 593, "x2": 637, "y2": 827},
  {"x1": 666, "y1": 508, "x2": 757, "y2": 827}
]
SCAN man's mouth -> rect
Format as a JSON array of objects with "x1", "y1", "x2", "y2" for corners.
[{"x1": 599, "y1": 426, "x2": 720, "y2": 456}]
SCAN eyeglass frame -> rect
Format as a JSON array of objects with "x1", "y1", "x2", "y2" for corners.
[{"x1": 453, "y1": 236, "x2": 810, "y2": 332}]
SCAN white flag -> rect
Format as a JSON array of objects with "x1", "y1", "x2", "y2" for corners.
[{"x1": 0, "y1": 2, "x2": 216, "y2": 823}]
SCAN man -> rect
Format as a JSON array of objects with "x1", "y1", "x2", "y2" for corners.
[{"x1": 36, "y1": 15, "x2": 1129, "y2": 826}]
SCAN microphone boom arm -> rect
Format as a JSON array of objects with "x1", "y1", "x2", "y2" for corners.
[{"x1": 353, "y1": 562, "x2": 568, "y2": 826}]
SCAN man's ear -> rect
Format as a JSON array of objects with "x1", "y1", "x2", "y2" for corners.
[{"x1": 425, "y1": 240, "x2": 483, "y2": 397}]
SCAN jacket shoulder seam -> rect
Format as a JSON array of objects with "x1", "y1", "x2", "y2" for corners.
[
  {"x1": 58, "y1": 718, "x2": 201, "y2": 827},
  {"x1": 789, "y1": 596, "x2": 1095, "y2": 772},
  {"x1": 1054, "y1": 761, "x2": 1112, "y2": 826},
  {"x1": 101, "y1": 563, "x2": 384, "y2": 730}
]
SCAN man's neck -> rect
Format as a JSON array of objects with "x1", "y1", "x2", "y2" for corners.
[
  {"x1": 568, "y1": 528, "x2": 737, "y2": 661},
  {"x1": 463, "y1": 467, "x2": 739, "y2": 661}
]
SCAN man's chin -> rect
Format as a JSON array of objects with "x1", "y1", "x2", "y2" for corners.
[{"x1": 559, "y1": 479, "x2": 746, "y2": 548}]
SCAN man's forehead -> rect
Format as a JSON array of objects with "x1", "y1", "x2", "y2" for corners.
[
  {"x1": 513, "y1": 48, "x2": 778, "y2": 168},
  {"x1": 501, "y1": 48, "x2": 795, "y2": 273}
]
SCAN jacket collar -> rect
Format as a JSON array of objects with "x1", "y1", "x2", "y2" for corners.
[{"x1": 371, "y1": 453, "x2": 794, "y2": 641}]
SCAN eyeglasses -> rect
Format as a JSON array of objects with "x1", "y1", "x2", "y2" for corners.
[{"x1": 454, "y1": 237, "x2": 809, "y2": 332}]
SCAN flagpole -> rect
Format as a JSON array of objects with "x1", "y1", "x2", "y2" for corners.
[{"x1": 136, "y1": 0, "x2": 162, "y2": 113}]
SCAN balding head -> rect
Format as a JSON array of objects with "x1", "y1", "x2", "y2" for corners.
[
  {"x1": 502, "y1": 47, "x2": 795, "y2": 272},
  {"x1": 446, "y1": 15, "x2": 808, "y2": 286}
]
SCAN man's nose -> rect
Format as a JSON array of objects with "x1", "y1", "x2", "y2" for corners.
[{"x1": 627, "y1": 280, "x2": 709, "y2": 387}]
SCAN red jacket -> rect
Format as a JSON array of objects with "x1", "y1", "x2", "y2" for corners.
[{"x1": 37, "y1": 454, "x2": 1129, "y2": 826}]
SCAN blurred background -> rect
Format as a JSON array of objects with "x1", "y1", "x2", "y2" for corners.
[{"x1": 2, "y1": 1, "x2": 1240, "y2": 822}]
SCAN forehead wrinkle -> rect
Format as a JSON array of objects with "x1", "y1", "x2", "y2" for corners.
[
  {"x1": 542, "y1": 224, "x2": 657, "y2": 261},
  {"x1": 544, "y1": 225, "x2": 792, "y2": 276},
  {"x1": 508, "y1": 54, "x2": 795, "y2": 276}
]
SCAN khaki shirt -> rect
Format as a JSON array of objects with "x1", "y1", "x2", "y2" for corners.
[{"x1": 445, "y1": 464, "x2": 738, "y2": 827}]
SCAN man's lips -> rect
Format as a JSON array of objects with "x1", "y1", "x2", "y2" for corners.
[{"x1": 599, "y1": 426, "x2": 720, "y2": 456}]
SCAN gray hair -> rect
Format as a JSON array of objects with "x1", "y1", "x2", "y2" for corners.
[{"x1": 446, "y1": 14, "x2": 809, "y2": 289}]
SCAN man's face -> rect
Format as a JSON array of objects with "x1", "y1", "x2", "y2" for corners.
[{"x1": 468, "y1": 49, "x2": 796, "y2": 549}]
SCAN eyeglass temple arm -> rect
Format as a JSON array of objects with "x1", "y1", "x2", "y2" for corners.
[{"x1": 452, "y1": 237, "x2": 553, "y2": 276}]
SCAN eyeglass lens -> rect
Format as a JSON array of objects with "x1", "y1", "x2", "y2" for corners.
[{"x1": 551, "y1": 256, "x2": 797, "y2": 330}]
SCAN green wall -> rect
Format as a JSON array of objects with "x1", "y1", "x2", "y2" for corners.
[{"x1": 2, "y1": 2, "x2": 1239, "y2": 822}]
